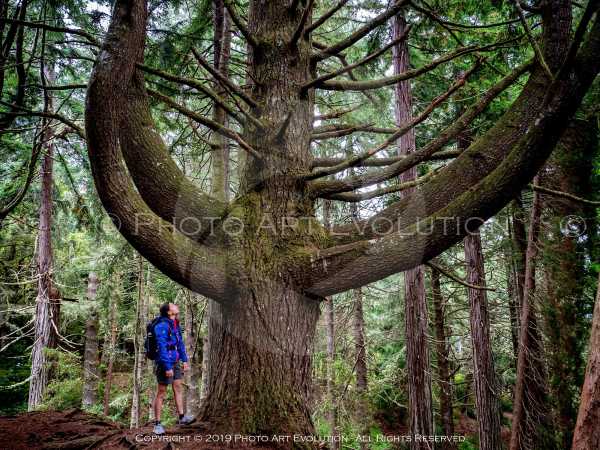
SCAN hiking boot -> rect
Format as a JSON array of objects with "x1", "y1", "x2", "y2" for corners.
[
  {"x1": 153, "y1": 423, "x2": 166, "y2": 435},
  {"x1": 177, "y1": 415, "x2": 195, "y2": 425}
]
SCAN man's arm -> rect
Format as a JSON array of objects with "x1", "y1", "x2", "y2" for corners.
[
  {"x1": 177, "y1": 326, "x2": 188, "y2": 363},
  {"x1": 155, "y1": 321, "x2": 173, "y2": 370}
]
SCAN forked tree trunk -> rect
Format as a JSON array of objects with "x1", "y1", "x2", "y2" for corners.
[
  {"x1": 130, "y1": 256, "x2": 146, "y2": 428},
  {"x1": 82, "y1": 272, "x2": 100, "y2": 409},
  {"x1": 464, "y1": 231, "x2": 502, "y2": 450},
  {"x1": 431, "y1": 267, "x2": 455, "y2": 449},
  {"x1": 393, "y1": 13, "x2": 433, "y2": 444},
  {"x1": 28, "y1": 66, "x2": 57, "y2": 409},
  {"x1": 571, "y1": 272, "x2": 600, "y2": 450},
  {"x1": 103, "y1": 274, "x2": 119, "y2": 416},
  {"x1": 510, "y1": 177, "x2": 553, "y2": 450}
]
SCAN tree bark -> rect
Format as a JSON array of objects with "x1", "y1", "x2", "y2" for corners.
[
  {"x1": 510, "y1": 176, "x2": 553, "y2": 450},
  {"x1": 571, "y1": 272, "x2": 600, "y2": 450},
  {"x1": 28, "y1": 63, "x2": 57, "y2": 410},
  {"x1": 82, "y1": 272, "x2": 100, "y2": 409},
  {"x1": 130, "y1": 256, "x2": 146, "y2": 428},
  {"x1": 431, "y1": 267, "x2": 455, "y2": 449},
  {"x1": 464, "y1": 231, "x2": 502, "y2": 450},
  {"x1": 103, "y1": 274, "x2": 119, "y2": 417},
  {"x1": 325, "y1": 296, "x2": 339, "y2": 449},
  {"x1": 393, "y1": 13, "x2": 433, "y2": 445},
  {"x1": 322, "y1": 199, "x2": 339, "y2": 448},
  {"x1": 184, "y1": 292, "x2": 203, "y2": 416}
]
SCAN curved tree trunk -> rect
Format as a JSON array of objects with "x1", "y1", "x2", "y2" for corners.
[{"x1": 464, "y1": 231, "x2": 503, "y2": 450}]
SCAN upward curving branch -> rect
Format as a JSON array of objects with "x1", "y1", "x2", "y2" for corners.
[
  {"x1": 301, "y1": 4, "x2": 600, "y2": 296},
  {"x1": 85, "y1": 0, "x2": 236, "y2": 301}
]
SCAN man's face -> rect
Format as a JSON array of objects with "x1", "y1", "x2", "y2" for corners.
[{"x1": 168, "y1": 304, "x2": 179, "y2": 320}]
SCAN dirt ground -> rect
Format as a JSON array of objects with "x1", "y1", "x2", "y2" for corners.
[{"x1": 0, "y1": 409, "x2": 284, "y2": 450}]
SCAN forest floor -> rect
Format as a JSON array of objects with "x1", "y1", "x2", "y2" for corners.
[
  {"x1": 0, "y1": 408, "x2": 280, "y2": 449},
  {"x1": 0, "y1": 408, "x2": 512, "y2": 449}
]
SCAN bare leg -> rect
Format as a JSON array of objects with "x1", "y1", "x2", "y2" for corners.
[
  {"x1": 153, "y1": 383, "x2": 167, "y2": 422},
  {"x1": 172, "y1": 379, "x2": 184, "y2": 416}
]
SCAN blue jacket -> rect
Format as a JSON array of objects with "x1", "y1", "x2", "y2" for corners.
[{"x1": 155, "y1": 317, "x2": 188, "y2": 370}]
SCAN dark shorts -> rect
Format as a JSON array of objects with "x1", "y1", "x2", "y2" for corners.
[{"x1": 154, "y1": 361, "x2": 183, "y2": 385}]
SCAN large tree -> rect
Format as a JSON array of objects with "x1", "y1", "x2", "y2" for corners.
[{"x1": 84, "y1": 0, "x2": 600, "y2": 439}]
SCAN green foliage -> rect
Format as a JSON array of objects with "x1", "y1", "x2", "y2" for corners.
[{"x1": 40, "y1": 349, "x2": 83, "y2": 410}]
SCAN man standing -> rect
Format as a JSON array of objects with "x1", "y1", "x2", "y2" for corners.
[{"x1": 152, "y1": 302, "x2": 194, "y2": 434}]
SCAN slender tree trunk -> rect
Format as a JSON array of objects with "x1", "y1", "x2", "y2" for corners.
[
  {"x1": 184, "y1": 292, "x2": 202, "y2": 416},
  {"x1": 322, "y1": 199, "x2": 339, "y2": 448},
  {"x1": 464, "y1": 231, "x2": 503, "y2": 450},
  {"x1": 28, "y1": 64, "x2": 57, "y2": 410},
  {"x1": 510, "y1": 177, "x2": 552, "y2": 450},
  {"x1": 505, "y1": 216, "x2": 521, "y2": 363},
  {"x1": 103, "y1": 273, "x2": 119, "y2": 416},
  {"x1": 202, "y1": 0, "x2": 233, "y2": 405},
  {"x1": 571, "y1": 272, "x2": 600, "y2": 450},
  {"x1": 82, "y1": 272, "x2": 100, "y2": 409},
  {"x1": 130, "y1": 256, "x2": 146, "y2": 428},
  {"x1": 325, "y1": 296, "x2": 339, "y2": 449},
  {"x1": 393, "y1": 13, "x2": 433, "y2": 445},
  {"x1": 431, "y1": 267, "x2": 455, "y2": 449}
]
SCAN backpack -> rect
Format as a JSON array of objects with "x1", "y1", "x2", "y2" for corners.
[{"x1": 144, "y1": 317, "x2": 171, "y2": 360}]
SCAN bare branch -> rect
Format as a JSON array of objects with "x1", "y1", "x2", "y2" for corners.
[
  {"x1": 308, "y1": 61, "x2": 532, "y2": 197},
  {"x1": 191, "y1": 48, "x2": 258, "y2": 109},
  {"x1": 313, "y1": 0, "x2": 409, "y2": 61},
  {"x1": 304, "y1": 24, "x2": 411, "y2": 90},
  {"x1": 314, "y1": 105, "x2": 360, "y2": 121},
  {"x1": 147, "y1": 88, "x2": 261, "y2": 160},
  {"x1": 290, "y1": 0, "x2": 315, "y2": 46},
  {"x1": 305, "y1": 62, "x2": 480, "y2": 182},
  {"x1": 317, "y1": 42, "x2": 503, "y2": 91},
  {"x1": 1, "y1": 18, "x2": 99, "y2": 46},
  {"x1": 223, "y1": 0, "x2": 259, "y2": 48},
  {"x1": 512, "y1": 0, "x2": 553, "y2": 79},
  {"x1": 311, "y1": 150, "x2": 460, "y2": 168},
  {"x1": 323, "y1": 169, "x2": 439, "y2": 202},
  {"x1": 139, "y1": 63, "x2": 246, "y2": 126},
  {"x1": 305, "y1": 0, "x2": 349, "y2": 36},
  {"x1": 426, "y1": 262, "x2": 496, "y2": 291},
  {"x1": 531, "y1": 184, "x2": 600, "y2": 206}
]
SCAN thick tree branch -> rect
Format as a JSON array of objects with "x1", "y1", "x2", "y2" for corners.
[
  {"x1": 1, "y1": 18, "x2": 99, "y2": 46},
  {"x1": 85, "y1": 0, "x2": 237, "y2": 302}
]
